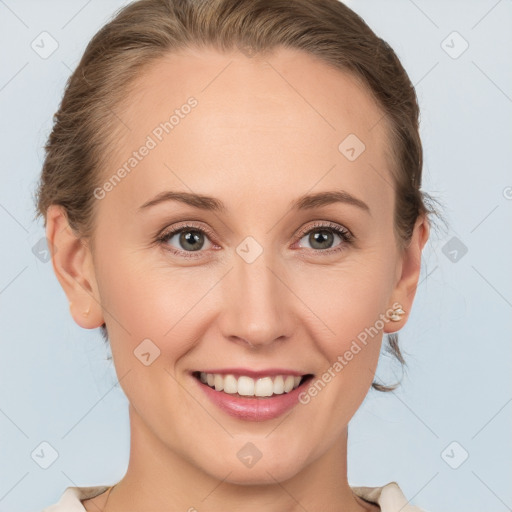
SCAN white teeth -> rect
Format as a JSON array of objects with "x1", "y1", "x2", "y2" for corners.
[
  {"x1": 284, "y1": 375, "x2": 295, "y2": 393},
  {"x1": 238, "y1": 376, "x2": 255, "y2": 396},
  {"x1": 273, "y1": 375, "x2": 285, "y2": 394},
  {"x1": 213, "y1": 374, "x2": 224, "y2": 391},
  {"x1": 223, "y1": 374, "x2": 238, "y2": 394},
  {"x1": 254, "y1": 376, "x2": 273, "y2": 397},
  {"x1": 198, "y1": 372, "x2": 305, "y2": 397}
]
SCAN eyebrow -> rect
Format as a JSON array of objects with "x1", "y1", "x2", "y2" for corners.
[{"x1": 138, "y1": 189, "x2": 371, "y2": 215}]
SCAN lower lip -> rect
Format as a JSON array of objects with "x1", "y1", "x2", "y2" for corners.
[{"x1": 192, "y1": 374, "x2": 313, "y2": 422}]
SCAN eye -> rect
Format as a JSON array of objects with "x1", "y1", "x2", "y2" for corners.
[
  {"x1": 156, "y1": 222, "x2": 216, "y2": 259},
  {"x1": 156, "y1": 220, "x2": 354, "y2": 259},
  {"x1": 295, "y1": 221, "x2": 354, "y2": 254}
]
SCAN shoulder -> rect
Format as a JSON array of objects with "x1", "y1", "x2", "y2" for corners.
[
  {"x1": 351, "y1": 481, "x2": 430, "y2": 512},
  {"x1": 41, "y1": 485, "x2": 111, "y2": 512}
]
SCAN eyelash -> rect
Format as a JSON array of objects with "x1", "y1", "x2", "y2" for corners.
[{"x1": 155, "y1": 220, "x2": 355, "y2": 259}]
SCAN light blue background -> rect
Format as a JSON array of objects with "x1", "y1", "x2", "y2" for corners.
[{"x1": 1, "y1": 1, "x2": 511, "y2": 511}]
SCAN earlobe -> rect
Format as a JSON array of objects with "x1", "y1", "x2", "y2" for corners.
[
  {"x1": 46, "y1": 205, "x2": 104, "y2": 329},
  {"x1": 384, "y1": 215, "x2": 430, "y2": 333}
]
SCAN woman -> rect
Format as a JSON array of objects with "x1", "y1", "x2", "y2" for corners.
[{"x1": 35, "y1": 0, "x2": 438, "y2": 510}]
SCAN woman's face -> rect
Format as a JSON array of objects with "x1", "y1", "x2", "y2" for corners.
[{"x1": 58, "y1": 46, "x2": 428, "y2": 484}]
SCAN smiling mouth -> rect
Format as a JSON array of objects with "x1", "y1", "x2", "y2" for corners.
[{"x1": 192, "y1": 371, "x2": 314, "y2": 399}]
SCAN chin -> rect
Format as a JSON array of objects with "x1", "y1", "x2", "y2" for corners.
[
  {"x1": 216, "y1": 465, "x2": 301, "y2": 486},
  {"x1": 197, "y1": 449, "x2": 307, "y2": 486}
]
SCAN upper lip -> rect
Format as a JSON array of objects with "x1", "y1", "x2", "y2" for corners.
[{"x1": 192, "y1": 368, "x2": 313, "y2": 379}]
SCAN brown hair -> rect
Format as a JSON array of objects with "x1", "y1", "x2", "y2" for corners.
[{"x1": 34, "y1": 0, "x2": 443, "y2": 392}]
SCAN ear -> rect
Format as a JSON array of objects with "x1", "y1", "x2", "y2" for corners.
[
  {"x1": 45, "y1": 205, "x2": 104, "y2": 329},
  {"x1": 384, "y1": 214, "x2": 430, "y2": 333}
]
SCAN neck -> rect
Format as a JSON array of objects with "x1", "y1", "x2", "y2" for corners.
[{"x1": 104, "y1": 404, "x2": 374, "y2": 512}]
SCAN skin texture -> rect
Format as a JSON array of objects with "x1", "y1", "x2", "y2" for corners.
[{"x1": 47, "y1": 46, "x2": 429, "y2": 512}]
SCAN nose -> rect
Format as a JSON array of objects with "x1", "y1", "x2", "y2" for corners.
[{"x1": 219, "y1": 249, "x2": 295, "y2": 350}]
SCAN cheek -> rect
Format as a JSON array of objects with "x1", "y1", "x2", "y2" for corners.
[
  {"x1": 297, "y1": 254, "x2": 396, "y2": 347},
  {"x1": 95, "y1": 248, "x2": 218, "y2": 369}
]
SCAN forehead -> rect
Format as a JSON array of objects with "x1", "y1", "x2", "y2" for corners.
[{"x1": 105, "y1": 46, "x2": 393, "y2": 218}]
